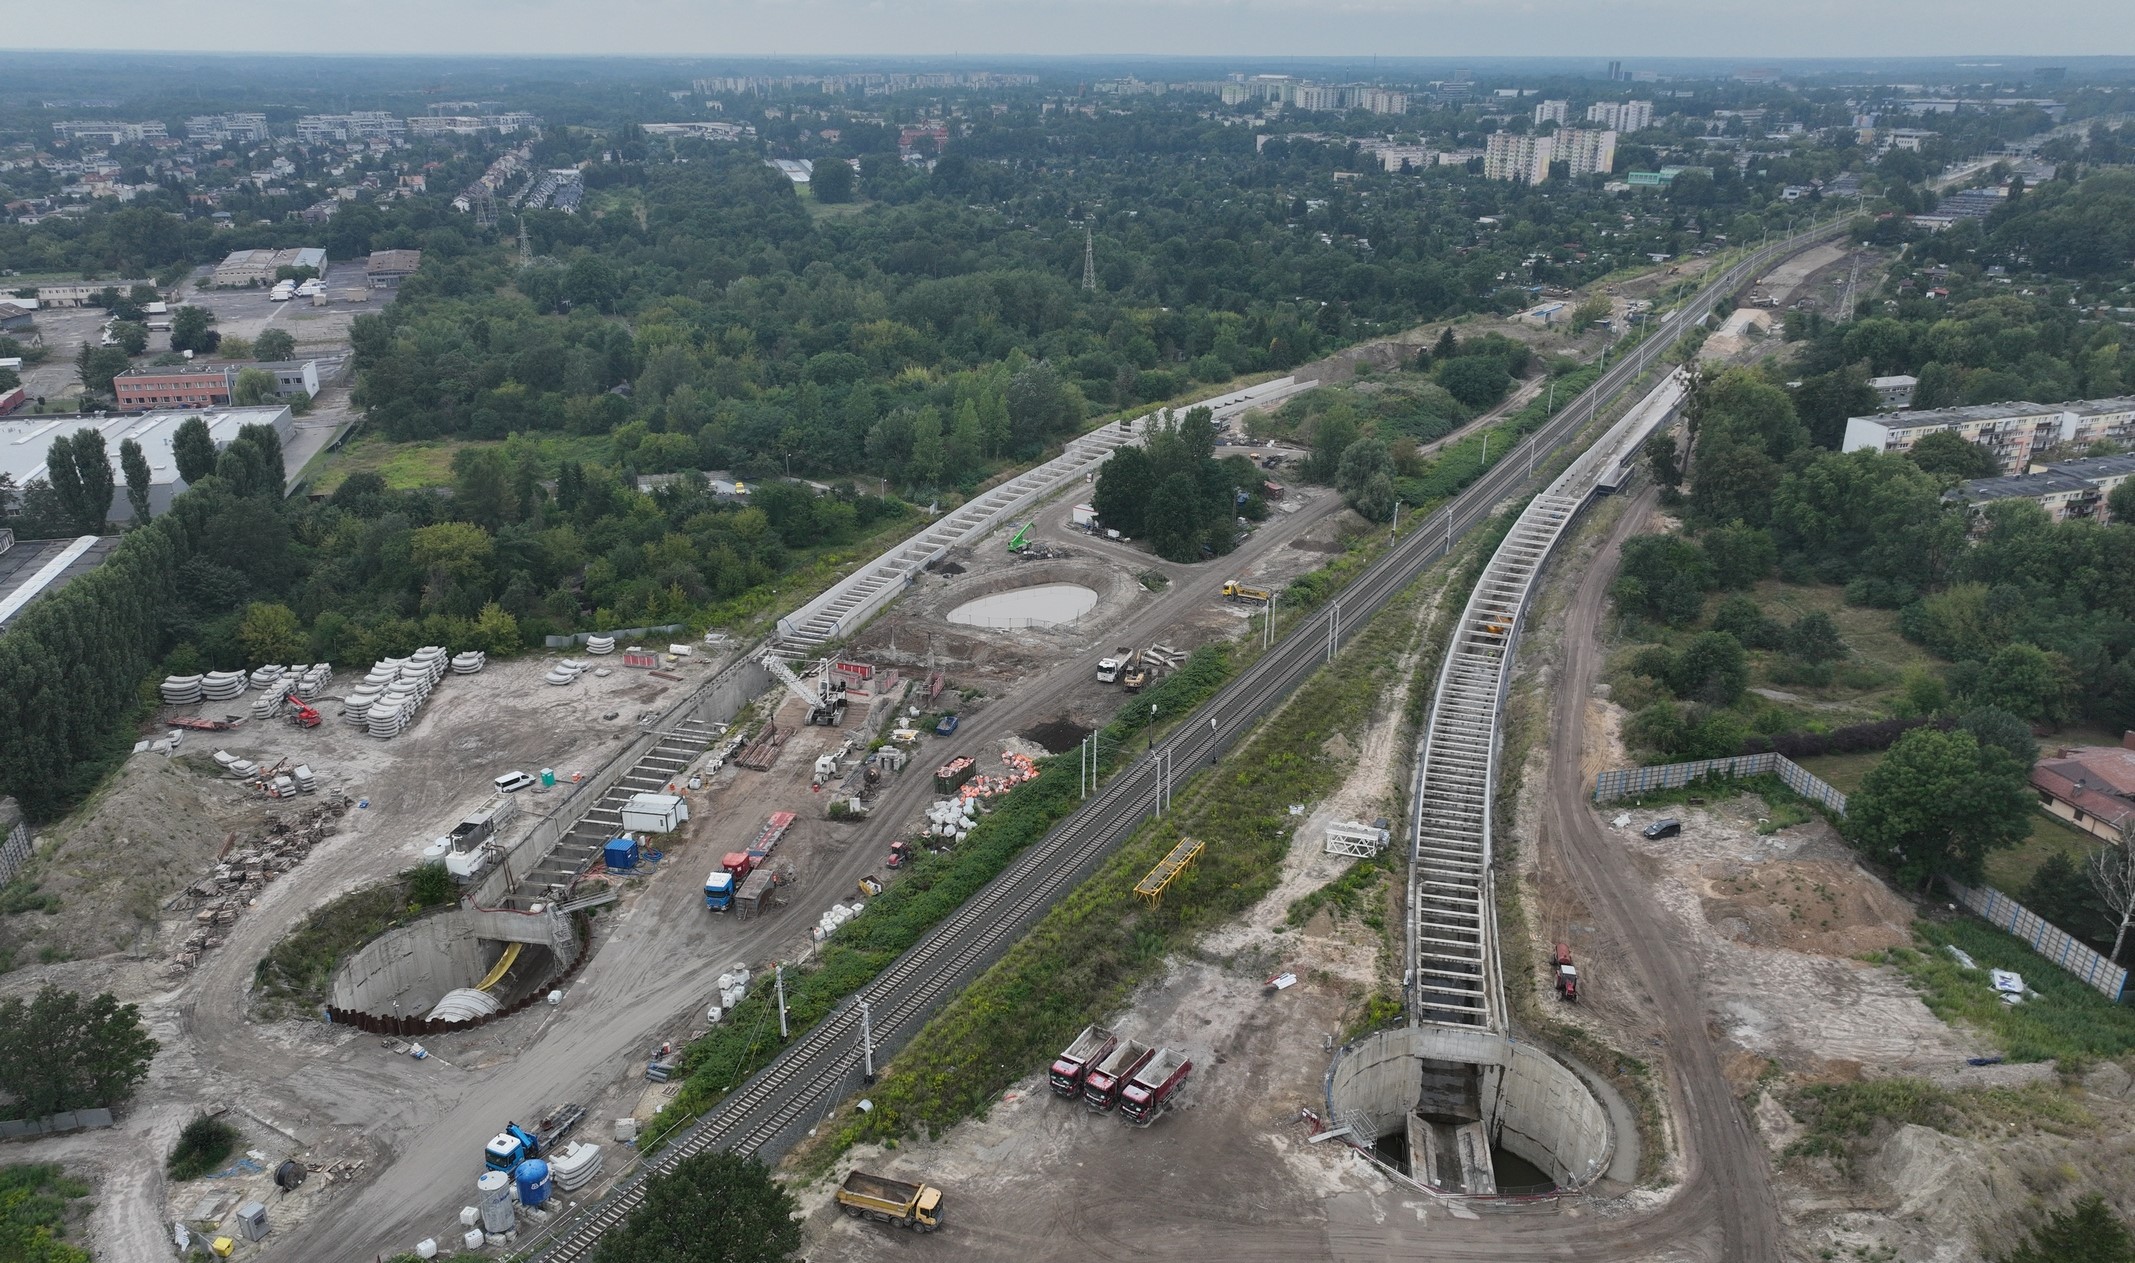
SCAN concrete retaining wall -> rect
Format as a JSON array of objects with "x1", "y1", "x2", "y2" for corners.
[
  {"x1": 328, "y1": 910, "x2": 487, "y2": 1015},
  {"x1": 1324, "y1": 1026, "x2": 1613, "y2": 1193}
]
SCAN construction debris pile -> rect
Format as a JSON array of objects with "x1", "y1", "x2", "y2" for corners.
[
  {"x1": 210, "y1": 751, "x2": 319, "y2": 798},
  {"x1": 343, "y1": 647, "x2": 464, "y2": 738},
  {"x1": 955, "y1": 751, "x2": 1039, "y2": 801},
  {"x1": 167, "y1": 798, "x2": 352, "y2": 970}
]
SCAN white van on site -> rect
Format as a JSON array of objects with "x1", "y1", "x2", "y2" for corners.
[{"x1": 493, "y1": 771, "x2": 536, "y2": 794}]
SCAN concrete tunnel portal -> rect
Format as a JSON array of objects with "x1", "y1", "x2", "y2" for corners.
[{"x1": 328, "y1": 904, "x2": 581, "y2": 1025}]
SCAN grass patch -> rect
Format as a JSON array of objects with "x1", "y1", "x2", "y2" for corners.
[
  {"x1": 307, "y1": 432, "x2": 617, "y2": 494},
  {"x1": 1984, "y1": 809, "x2": 2107, "y2": 893},
  {"x1": 1883, "y1": 917, "x2": 2135, "y2": 1063},
  {"x1": 166, "y1": 1115, "x2": 241, "y2": 1181},
  {"x1": 0, "y1": 1162, "x2": 93, "y2": 1263},
  {"x1": 251, "y1": 867, "x2": 458, "y2": 1018},
  {"x1": 1784, "y1": 1077, "x2": 2092, "y2": 1178},
  {"x1": 1286, "y1": 851, "x2": 1393, "y2": 928},
  {"x1": 641, "y1": 647, "x2": 1238, "y2": 1152},
  {"x1": 790, "y1": 548, "x2": 1447, "y2": 1168},
  {"x1": 1785, "y1": 750, "x2": 1886, "y2": 795}
]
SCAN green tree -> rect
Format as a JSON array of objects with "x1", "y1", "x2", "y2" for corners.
[
  {"x1": 1336, "y1": 438, "x2": 1394, "y2": 520},
  {"x1": 1847, "y1": 727, "x2": 2033, "y2": 890},
  {"x1": 1959, "y1": 707, "x2": 2038, "y2": 765},
  {"x1": 451, "y1": 447, "x2": 511, "y2": 530},
  {"x1": 811, "y1": 156, "x2": 856, "y2": 204},
  {"x1": 2108, "y1": 478, "x2": 2135, "y2": 527},
  {"x1": 231, "y1": 367, "x2": 277, "y2": 407},
  {"x1": 1957, "y1": 642, "x2": 2074, "y2": 726},
  {"x1": 471, "y1": 602, "x2": 522, "y2": 656},
  {"x1": 2021, "y1": 851, "x2": 2109, "y2": 944},
  {"x1": 118, "y1": 438, "x2": 152, "y2": 524},
  {"x1": 1789, "y1": 365, "x2": 1880, "y2": 450},
  {"x1": 1997, "y1": 1193, "x2": 2135, "y2": 1263},
  {"x1": 167, "y1": 305, "x2": 217, "y2": 355},
  {"x1": 0, "y1": 986, "x2": 157, "y2": 1117},
  {"x1": 172, "y1": 415, "x2": 217, "y2": 485},
  {"x1": 1667, "y1": 631, "x2": 1750, "y2": 705},
  {"x1": 1907, "y1": 430, "x2": 2001, "y2": 480},
  {"x1": 252, "y1": 327, "x2": 296, "y2": 362},
  {"x1": 1700, "y1": 521, "x2": 1776, "y2": 589},
  {"x1": 73, "y1": 343, "x2": 129, "y2": 397},
  {"x1": 43, "y1": 431, "x2": 114, "y2": 535},
  {"x1": 1613, "y1": 534, "x2": 1711, "y2": 626},
  {"x1": 1786, "y1": 612, "x2": 1847, "y2": 664},
  {"x1": 589, "y1": 1150, "x2": 801, "y2": 1263},
  {"x1": 1091, "y1": 445, "x2": 1153, "y2": 537},
  {"x1": 1435, "y1": 356, "x2": 1510, "y2": 409},
  {"x1": 109, "y1": 321, "x2": 149, "y2": 357},
  {"x1": 1642, "y1": 429, "x2": 1682, "y2": 488},
  {"x1": 236, "y1": 602, "x2": 306, "y2": 666}
]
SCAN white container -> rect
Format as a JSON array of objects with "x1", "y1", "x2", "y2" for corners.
[
  {"x1": 459, "y1": 1207, "x2": 480, "y2": 1228},
  {"x1": 415, "y1": 1242, "x2": 437, "y2": 1261},
  {"x1": 463, "y1": 1229, "x2": 485, "y2": 1250}
]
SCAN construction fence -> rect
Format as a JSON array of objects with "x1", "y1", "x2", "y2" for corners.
[
  {"x1": 1942, "y1": 880, "x2": 2128, "y2": 1002},
  {"x1": 0, "y1": 797, "x2": 31, "y2": 888},
  {"x1": 1591, "y1": 751, "x2": 1847, "y2": 814},
  {"x1": 1596, "y1": 755, "x2": 2132, "y2": 1003}
]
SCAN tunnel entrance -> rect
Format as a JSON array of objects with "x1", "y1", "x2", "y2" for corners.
[
  {"x1": 326, "y1": 905, "x2": 581, "y2": 1033},
  {"x1": 1324, "y1": 1027, "x2": 1611, "y2": 1198}
]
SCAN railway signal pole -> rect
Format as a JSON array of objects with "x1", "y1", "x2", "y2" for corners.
[
  {"x1": 776, "y1": 964, "x2": 788, "y2": 1039},
  {"x1": 860, "y1": 1000, "x2": 876, "y2": 1084}
]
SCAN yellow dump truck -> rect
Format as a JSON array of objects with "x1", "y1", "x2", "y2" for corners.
[
  {"x1": 835, "y1": 1170, "x2": 944, "y2": 1232},
  {"x1": 1221, "y1": 580, "x2": 1271, "y2": 603}
]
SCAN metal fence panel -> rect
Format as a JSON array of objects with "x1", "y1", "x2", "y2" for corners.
[{"x1": 1945, "y1": 880, "x2": 2128, "y2": 1002}]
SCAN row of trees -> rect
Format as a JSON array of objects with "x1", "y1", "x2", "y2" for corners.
[{"x1": 1091, "y1": 407, "x2": 1263, "y2": 562}]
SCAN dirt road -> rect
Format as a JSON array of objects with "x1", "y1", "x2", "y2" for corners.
[
  {"x1": 270, "y1": 487, "x2": 1348, "y2": 1261},
  {"x1": 1533, "y1": 485, "x2": 1786, "y2": 1261}
]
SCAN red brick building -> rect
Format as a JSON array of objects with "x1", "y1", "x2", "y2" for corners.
[{"x1": 112, "y1": 365, "x2": 236, "y2": 410}]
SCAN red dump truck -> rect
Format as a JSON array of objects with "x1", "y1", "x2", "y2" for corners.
[
  {"x1": 1119, "y1": 1048, "x2": 1192, "y2": 1125},
  {"x1": 1082, "y1": 1039, "x2": 1153, "y2": 1112},
  {"x1": 1553, "y1": 943, "x2": 1579, "y2": 1002},
  {"x1": 1047, "y1": 1025, "x2": 1118, "y2": 1098}
]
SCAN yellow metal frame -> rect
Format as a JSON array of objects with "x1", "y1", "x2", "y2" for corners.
[{"x1": 1134, "y1": 836, "x2": 1204, "y2": 905}]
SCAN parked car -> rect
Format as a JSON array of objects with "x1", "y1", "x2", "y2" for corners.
[
  {"x1": 494, "y1": 770, "x2": 536, "y2": 793},
  {"x1": 1641, "y1": 818, "x2": 1681, "y2": 840}
]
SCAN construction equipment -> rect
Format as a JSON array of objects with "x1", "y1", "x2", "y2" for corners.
[
  {"x1": 835, "y1": 1172, "x2": 944, "y2": 1232},
  {"x1": 1007, "y1": 520, "x2": 1036, "y2": 553},
  {"x1": 759, "y1": 651, "x2": 847, "y2": 726},
  {"x1": 704, "y1": 870, "x2": 736, "y2": 911},
  {"x1": 1553, "y1": 943, "x2": 1579, "y2": 1002},
  {"x1": 1048, "y1": 1025, "x2": 1118, "y2": 1097},
  {"x1": 1096, "y1": 650, "x2": 1124, "y2": 684},
  {"x1": 1120, "y1": 648, "x2": 1149, "y2": 693},
  {"x1": 1119, "y1": 1048, "x2": 1193, "y2": 1125},
  {"x1": 282, "y1": 693, "x2": 321, "y2": 729},
  {"x1": 483, "y1": 1104, "x2": 585, "y2": 1172},
  {"x1": 1083, "y1": 1040, "x2": 1154, "y2": 1112},
  {"x1": 1221, "y1": 580, "x2": 1272, "y2": 603},
  {"x1": 168, "y1": 716, "x2": 244, "y2": 731}
]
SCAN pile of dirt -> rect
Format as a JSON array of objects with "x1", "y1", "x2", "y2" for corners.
[
  {"x1": 0, "y1": 755, "x2": 276, "y2": 969},
  {"x1": 1699, "y1": 857, "x2": 1915, "y2": 957},
  {"x1": 1019, "y1": 715, "x2": 1093, "y2": 754}
]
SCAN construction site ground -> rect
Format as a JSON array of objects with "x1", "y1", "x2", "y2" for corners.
[
  {"x1": 0, "y1": 462, "x2": 1370, "y2": 1263},
  {"x1": 1699, "y1": 242, "x2": 1889, "y2": 366}
]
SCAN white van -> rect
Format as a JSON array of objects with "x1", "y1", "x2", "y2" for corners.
[{"x1": 493, "y1": 771, "x2": 536, "y2": 794}]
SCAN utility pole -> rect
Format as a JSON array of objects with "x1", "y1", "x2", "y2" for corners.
[
  {"x1": 776, "y1": 964, "x2": 788, "y2": 1039},
  {"x1": 860, "y1": 1000, "x2": 876, "y2": 1084},
  {"x1": 1327, "y1": 601, "x2": 1340, "y2": 663},
  {"x1": 1082, "y1": 224, "x2": 1097, "y2": 291},
  {"x1": 1389, "y1": 500, "x2": 1401, "y2": 545},
  {"x1": 1264, "y1": 595, "x2": 1274, "y2": 649}
]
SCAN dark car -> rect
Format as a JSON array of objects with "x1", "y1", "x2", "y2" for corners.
[{"x1": 1641, "y1": 818, "x2": 1682, "y2": 840}]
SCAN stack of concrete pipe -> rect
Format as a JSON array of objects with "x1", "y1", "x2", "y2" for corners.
[
  {"x1": 201, "y1": 671, "x2": 248, "y2": 702},
  {"x1": 160, "y1": 675, "x2": 205, "y2": 705}
]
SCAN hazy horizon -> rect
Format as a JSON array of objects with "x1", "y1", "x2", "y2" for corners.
[{"x1": 10, "y1": 0, "x2": 2133, "y2": 62}]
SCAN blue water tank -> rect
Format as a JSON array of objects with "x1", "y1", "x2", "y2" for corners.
[
  {"x1": 515, "y1": 1159, "x2": 553, "y2": 1207},
  {"x1": 603, "y1": 836, "x2": 639, "y2": 870}
]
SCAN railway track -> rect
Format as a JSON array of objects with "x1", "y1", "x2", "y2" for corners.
[{"x1": 529, "y1": 221, "x2": 1852, "y2": 1261}]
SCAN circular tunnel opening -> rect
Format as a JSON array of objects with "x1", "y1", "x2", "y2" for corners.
[
  {"x1": 327, "y1": 907, "x2": 578, "y2": 1030},
  {"x1": 1325, "y1": 1027, "x2": 1609, "y2": 1198}
]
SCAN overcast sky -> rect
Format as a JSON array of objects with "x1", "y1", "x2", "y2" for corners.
[{"x1": 11, "y1": 0, "x2": 2130, "y2": 60}]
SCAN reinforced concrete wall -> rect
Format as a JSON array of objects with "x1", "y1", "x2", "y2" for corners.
[
  {"x1": 1325, "y1": 1026, "x2": 1613, "y2": 1193},
  {"x1": 329, "y1": 910, "x2": 487, "y2": 1016}
]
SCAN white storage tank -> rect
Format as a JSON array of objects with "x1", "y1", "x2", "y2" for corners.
[{"x1": 477, "y1": 1171, "x2": 516, "y2": 1234}]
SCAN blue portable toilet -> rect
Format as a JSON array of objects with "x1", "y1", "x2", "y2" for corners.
[
  {"x1": 515, "y1": 1159, "x2": 553, "y2": 1207},
  {"x1": 603, "y1": 836, "x2": 639, "y2": 870}
]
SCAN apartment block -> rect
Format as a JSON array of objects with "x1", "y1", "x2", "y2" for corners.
[
  {"x1": 1553, "y1": 128, "x2": 1618, "y2": 177},
  {"x1": 1534, "y1": 100, "x2": 1570, "y2": 126},
  {"x1": 1843, "y1": 396, "x2": 2135, "y2": 475},
  {"x1": 187, "y1": 113, "x2": 270, "y2": 143},
  {"x1": 1586, "y1": 100, "x2": 1654, "y2": 132},
  {"x1": 1484, "y1": 132, "x2": 1551, "y2": 183},
  {"x1": 52, "y1": 120, "x2": 167, "y2": 145},
  {"x1": 294, "y1": 112, "x2": 406, "y2": 144}
]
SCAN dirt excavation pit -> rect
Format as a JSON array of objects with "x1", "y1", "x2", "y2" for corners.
[{"x1": 947, "y1": 581, "x2": 1099, "y2": 629}]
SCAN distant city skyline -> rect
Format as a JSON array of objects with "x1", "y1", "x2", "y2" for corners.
[{"x1": 11, "y1": 0, "x2": 2132, "y2": 61}]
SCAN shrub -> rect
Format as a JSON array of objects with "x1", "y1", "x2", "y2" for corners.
[{"x1": 166, "y1": 1116, "x2": 240, "y2": 1181}]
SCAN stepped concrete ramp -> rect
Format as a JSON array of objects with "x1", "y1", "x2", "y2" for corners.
[{"x1": 775, "y1": 377, "x2": 1313, "y2": 647}]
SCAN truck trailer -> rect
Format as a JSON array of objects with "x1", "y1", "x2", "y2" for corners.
[
  {"x1": 1083, "y1": 1039, "x2": 1154, "y2": 1112},
  {"x1": 1047, "y1": 1025, "x2": 1118, "y2": 1097},
  {"x1": 482, "y1": 1103, "x2": 586, "y2": 1172},
  {"x1": 1119, "y1": 1049, "x2": 1192, "y2": 1125},
  {"x1": 834, "y1": 1171, "x2": 944, "y2": 1232}
]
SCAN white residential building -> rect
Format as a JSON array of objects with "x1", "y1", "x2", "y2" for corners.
[
  {"x1": 186, "y1": 113, "x2": 270, "y2": 143},
  {"x1": 1843, "y1": 396, "x2": 2135, "y2": 475},
  {"x1": 1534, "y1": 99, "x2": 1569, "y2": 126},
  {"x1": 1484, "y1": 132, "x2": 1551, "y2": 183},
  {"x1": 1587, "y1": 100, "x2": 1654, "y2": 132},
  {"x1": 51, "y1": 120, "x2": 167, "y2": 144}
]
